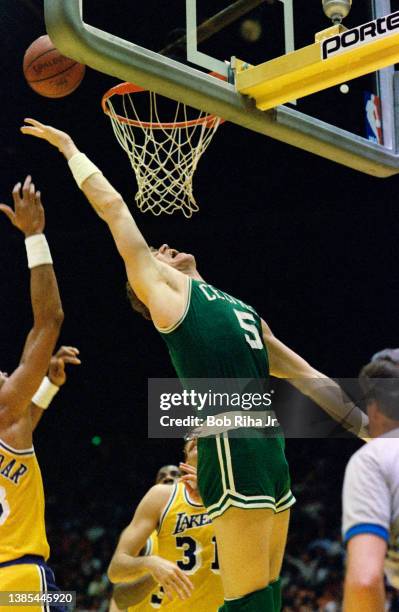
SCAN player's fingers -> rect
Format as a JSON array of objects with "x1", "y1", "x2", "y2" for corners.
[
  {"x1": 61, "y1": 351, "x2": 80, "y2": 360},
  {"x1": 24, "y1": 118, "x2": 45, "y2": 128},
  {"x1": 11, "y1": 182, "x2": 22, "y2": 207},
  {"x1": 164, "y1": 575, "x2": 187, "y2": 601},
  {"x1": 174, "y1": 571, "x2": 194, "y2": 598},
  {"x1": 179, "y1": 462, "x2": 196, "y2": 474},
  {"x1": 163, "y1": 584, "x2": 174, "y2": 601},
  {"x1": 58, "y1": 346, "x2": 80, "y2": 355},
  {"x1": 29, "y1": 181, "x2": 35, "y2": 204},
  {"x1": 22, "y1": 175, "x2": 31, "y2": 189},
  {"x1": 20, "y1": 122, "x2": 46, "y2": 139},
  {"x1": 0, "y1": 205, "x2": 16, "y2": 224},
  {"x1": 180, "y1": 470, "x2": 196, "y2": 480},
  {"x1": 169, "y1": 580, "x2": 187, "y2": 601},
  {"x1": 62, "y1": 356, "x2": 82, "y2": 365},
  {"x1": 175, "y1": 568, "x2": 194, "y2": 590},
  {"x1": 22, "y1": 175, "x2": 32, "y2": 200},
  {"x1": 34, "y1": 191, "x2": 41, "y2": 206},
  {"x1": 57, "y1": 347, "x2": 81, "y2": 361},
  {"x1": 20, "y1": 126, "x2": 41, "y2": 137}
]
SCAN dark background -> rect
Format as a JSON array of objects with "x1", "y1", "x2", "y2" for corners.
[{"x1": 0, "y1": 0, "x2": 397, "y2": 534}]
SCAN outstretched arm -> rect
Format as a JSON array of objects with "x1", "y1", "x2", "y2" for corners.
[
  {"x1": 30, "y1": 346, "x2": 81, "y2": 430},
  {"x1": 20, "y1": 119, "x2": 181, "y2": 313},
  {"x1": 108, "y1": 485, "x2": 193, "y2": 601},
  {"x1": 0, "y1": 177, "x2": 63, "y2": 425},
  {"x1": 261, "y1": 320, "x2": 370, "y2": 440}
]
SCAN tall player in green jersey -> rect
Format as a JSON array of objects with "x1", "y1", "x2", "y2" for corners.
[{"x1": 22, "y1": 119, "x2": 370, "y2": 612}]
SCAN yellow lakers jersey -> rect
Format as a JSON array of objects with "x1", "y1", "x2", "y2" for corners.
[
  {"x1": 128, "y1": 532, "x2": 159, "y2": 612},
  {"x1": 0, "y1": 438, "x2": 49, "y2": 563},
  {"x1": 152, "y1": 482, "x2": 224, "y2": 611}
]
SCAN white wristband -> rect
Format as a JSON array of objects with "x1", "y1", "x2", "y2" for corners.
[
  {"x1": 32, "y1": 376, "x2": 59, "y2": 410},
  {"x1": 68, "y1": 152, "x2": 102, "y2": 189},
  {"x1": 25, "y1": 234, "x2": 53, "y2": 269}
]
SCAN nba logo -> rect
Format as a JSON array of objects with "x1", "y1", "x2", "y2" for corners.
[{"x1": 365, "y1": 92, "x2": 383, "y2": 144}]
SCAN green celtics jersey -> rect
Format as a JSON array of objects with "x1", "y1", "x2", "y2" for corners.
[{"x1": 158, "y1": 278, "x2": 269, "y2": 379}]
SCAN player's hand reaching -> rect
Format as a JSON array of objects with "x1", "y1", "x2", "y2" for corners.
[
  {"x1": 179, "y1": 462, "x2": 199, "y2": 498},
  {"x1": 0, "y1": 176, "x2": 45, "y2": 237},
  {"x1": 21, "y1": 118, "x2": 79, "y2": 159},
  {"x1": 145, "y1": 555, "x2": 194, "y2": 601},
  {"x1": 48, "y1": 346, "x2": 81, "y2": 387}
]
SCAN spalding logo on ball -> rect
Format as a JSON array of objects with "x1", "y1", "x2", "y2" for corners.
[{"x1": 23, "y1": 35, "x2": 85, "y2": 98}]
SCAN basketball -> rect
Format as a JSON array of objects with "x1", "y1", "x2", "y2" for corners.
[{"x1": 23, "y1": 35, "x2": 85, "y2": 98}]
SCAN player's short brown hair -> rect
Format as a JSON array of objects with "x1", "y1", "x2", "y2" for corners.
[
  {"x1": 126, "y1": 281, "x2": 152, "y2": 320},
  {"x1": 359, "y1": 355, "x2": 399, "y2": 420}
]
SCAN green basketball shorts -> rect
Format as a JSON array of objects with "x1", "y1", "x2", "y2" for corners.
[{"x1": 197, "y1": 432, "x2": 295, "y2": 520}]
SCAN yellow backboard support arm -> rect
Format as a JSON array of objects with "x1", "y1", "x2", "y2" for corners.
[{"x1": 236, "y1": 15, "x2": 399, "y2": 111}]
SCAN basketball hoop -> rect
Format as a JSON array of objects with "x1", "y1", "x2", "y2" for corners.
[{"x1": 101, "y1": 81, "x2": 224, "y2": 217}]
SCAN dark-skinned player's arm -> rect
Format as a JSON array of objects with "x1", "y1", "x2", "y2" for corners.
[
  {"x1": 20, "y1": 119, "x2": 183, "y2": 328},
  {"x1": 112, "y1": 575, "x2": 159, "y2": 610},
  {"x1": 261, "y1": 320, "x2": 370, "y2": 440},
  {"x1": 0, "y1": 177, "x2": 64, "y2": 425},
  {"x1": 108, "y1": 484, "x2": 193, "y2": 602},
  {"x1": 30, "y1": 346, "x2": 81, "y2": 431}
]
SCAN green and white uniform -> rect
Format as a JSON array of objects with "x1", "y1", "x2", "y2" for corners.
[{"x1": 158, "y1": 278, "x2": 295, "y2": 520}]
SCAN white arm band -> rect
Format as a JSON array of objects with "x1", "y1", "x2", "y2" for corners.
[
  {"x1": 25, "y1": 234, "x2": 53, "y2": 269},
  {"x1": 68, "y1": 152, "x2": 102, "y2": 189},
  {"x1": 32, "y1": 376, "x2": 59, "y2": 410}
]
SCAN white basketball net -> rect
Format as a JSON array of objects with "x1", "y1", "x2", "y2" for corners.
[{"x1": 104, "y1": 89, "x2": 222, "y2": 217}]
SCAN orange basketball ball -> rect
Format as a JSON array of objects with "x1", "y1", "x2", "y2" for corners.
[{"x1": 23, "y1": 35, "x2": 85, "y2": 98}]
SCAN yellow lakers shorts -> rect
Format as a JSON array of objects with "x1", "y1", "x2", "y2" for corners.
[{"x1": 0, "y1": 555, "x2": 66, "y2": 612}]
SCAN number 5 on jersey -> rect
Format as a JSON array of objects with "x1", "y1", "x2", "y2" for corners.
[{"x1": 234, "y1": 310, "x2": 263, "y2": 350}]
